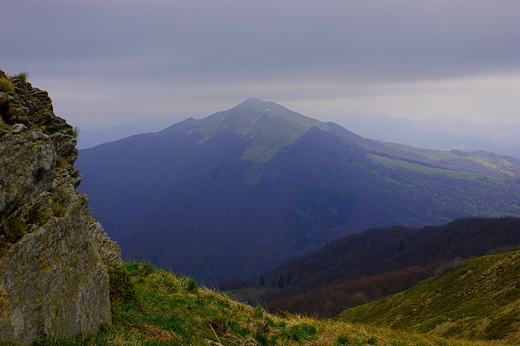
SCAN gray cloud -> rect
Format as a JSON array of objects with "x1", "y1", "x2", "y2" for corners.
[{"x1": 1, "y1": 0, "x2": 519, "y2": 129}]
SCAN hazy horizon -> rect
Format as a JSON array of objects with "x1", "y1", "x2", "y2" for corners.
[
  {"x1": 71, "y1": 98, "x2": 520, "y2": 165},
  {"x1": 2, "y1": 1, "x2": 519, "y2": 141}
]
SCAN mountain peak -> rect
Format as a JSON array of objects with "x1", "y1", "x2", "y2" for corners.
[
  {"x1": 243, "y1": 96, "x2": 263, "y2": 104},
  {"x1": 196, "y1": 98, "x2": 330, "y2": 161},
  {"x1": 232, "y1": 97, "x2": 280, "y2": 112}
]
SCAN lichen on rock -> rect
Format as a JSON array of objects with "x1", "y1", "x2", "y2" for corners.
[{"x1": 0, "y1": 69, "x2": 121, "y2": 344}]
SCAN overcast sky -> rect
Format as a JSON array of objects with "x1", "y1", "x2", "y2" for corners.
[{"x1": 2, "y1": 0, "x2": 519, "y2": 131}]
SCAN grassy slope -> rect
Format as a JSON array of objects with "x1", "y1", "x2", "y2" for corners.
[
  {"x1": 29, "y1": 262, "x2": 510, "y2": 346},
  {"x1": 336, "y1": 250, "x2": 520, "y2": 344}
]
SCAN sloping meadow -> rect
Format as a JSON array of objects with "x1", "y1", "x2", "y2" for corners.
[
  {"x1": 336, "y1": 249, "x2": 520, "y2": 343},
  {"x1": 30, "y1": 261, "x2": 511, "y2": 346}
]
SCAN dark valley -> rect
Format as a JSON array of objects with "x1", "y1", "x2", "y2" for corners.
[{"x1": 222, "y1": 216, "x2": 520, "y2": 318}]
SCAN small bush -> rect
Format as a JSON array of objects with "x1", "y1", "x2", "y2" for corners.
[
  {"x1": 9, "y1": 71, "x2": 29, "y2": 83},
  {"x1": 265, "y1": 316, "x2": 276, "y2": 327},
  {"x1": 108, "y1": 264, "x2": 136, "y2": 303},
  {"x1": 186, "y1": 277, "x2": 198, "y2": 292},
  {"x1": 123, "y1": 261, "x2": 139, "y2": 274},
  {"x1": 72, "y1": 126, "x2": 80, "y2": 138},
  {"x1": 335, "y1": 335, "x2": 350, "y2": 345},
  {"x1": 51, "y1": 202, "x2": 66, "y2": 217},
  {"x1": 55, "y1": 156, "x2": 68, "y2": 170},
  {"x1": 124, "y1": 261, "x2": 155, "y2": 277},
  {"x1": 0, "y1": 78, "x2": 14, "y2": 93},
  {"x1": 484, "y1": 311, "x2": 519, "y2": 340},
  {"x1": 253, "y1": 332, "x2": 270, "y2": 345},
  {"x1": 276, "y1": 321, "x2": 286, "y2": 329},
  {"x1": 254, "y1": 304, "x2": 265, "y2": 318}
]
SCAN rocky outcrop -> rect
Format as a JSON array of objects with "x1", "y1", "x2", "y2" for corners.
[{"x1": 0, "y1": 70, "x2": 121, "y2": 344}]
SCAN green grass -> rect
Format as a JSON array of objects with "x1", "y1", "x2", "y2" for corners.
[
  {"x1": 336, "y1": 250, "x2": 520, "y2": 343},
  {"x1": 367, "y1": 154, "x2": 512, "y2": 185},
  {"x1": 373, "y1": 142, "x2": 519, "y2": 178},
  {"x1": 27, "y1": 261, "x2": 512, "y2": 345}
]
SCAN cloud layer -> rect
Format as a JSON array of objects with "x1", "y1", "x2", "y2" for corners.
[{"x1": 2, "y1": 0, "x2": 519, "y2": 129}]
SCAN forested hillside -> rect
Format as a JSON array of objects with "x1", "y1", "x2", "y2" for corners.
[
  {"x1": 222, "y1": 217, "x2": 520, "y2": 317},
  {"x1": 77, "y1": 98, "x2": 520, "y2": 284}
]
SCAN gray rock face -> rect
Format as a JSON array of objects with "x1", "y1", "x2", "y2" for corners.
[{"x1": 0, "y1": 70, "x2": 121, "y2": 344}]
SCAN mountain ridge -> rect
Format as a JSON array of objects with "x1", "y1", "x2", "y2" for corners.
[
  {"x1": 76, "y1": 98, "x2": 520, "y2": 284},
  {"x1": 341, "y1": 112, "x2": 520, "y2": 159},
  {"x1": 191, "y1": 97, "x2": 331, "y2": 162}
]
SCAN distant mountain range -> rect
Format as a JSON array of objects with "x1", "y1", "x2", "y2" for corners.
[
  {"x1": 341, "y1": 112, "x2": 520, "y2": 159},
  {"x1": 76, "y1": 98, "x2": 520, "y2": 284}
]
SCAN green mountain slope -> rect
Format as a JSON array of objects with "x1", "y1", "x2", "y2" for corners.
[
  {"x1": 336, "y1": 250, "x2": 520, "y2": 343},
  {"x1": 163, "y1": 97, "x2": 330, "y2": 162},
  {"x1": 33, "y1": 262, "x2": 512, "y2": 345},
  {"x1": 76, "y1": 98, "x2": 520, "y2": 284}
]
